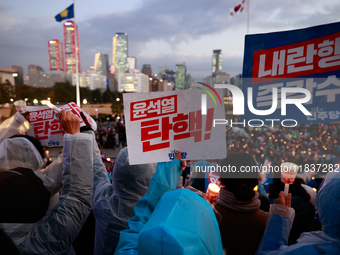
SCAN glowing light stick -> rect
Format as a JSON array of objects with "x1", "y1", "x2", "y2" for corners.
[
  {"x1": 281, "y1": 162, "x2": 299, "y2": 197},
  {"x1": 41, "y1": 100, "x2": 61, "y2": 114}
]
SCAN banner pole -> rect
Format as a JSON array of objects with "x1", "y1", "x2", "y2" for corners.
[
  {"x1": 74, "y1": 0, "x2": 80, "y2": 106},
  {"x1": 247, "y1": 0, "x2": 250, "y2": 34}
]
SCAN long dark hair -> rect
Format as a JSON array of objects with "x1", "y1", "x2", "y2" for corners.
[{"x1": 220, "y1": 153, "x2": 259, "y2": 202}]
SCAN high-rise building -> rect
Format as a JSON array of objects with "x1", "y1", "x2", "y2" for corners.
[
  {"x1": 64, "y1": 21, "x2": 80, "y2": 74},
  {"x1": 118, "y1": 72, "x2": 149, "y2": 92},
  {"x1": 234, "y1": 74, "x2": 242, "y2": 89},
  {"x1": 142, "y1": 64, "x2": 152, "y2": 76},
  {"x1": 175, "y1": 63, "x2": 186, "y2": 90},
  {"x1": 127, "y1": 56, "x2": 137, "y2": 71},
  {"x1": 48, "y1": 39, "x2": 64, "y2": 72},
  {"x1": 94, "y1": 53, "x2": 109, "y2": 78},
  {"x1": 157, "y1": 66, "x2": 168, "y2": 79},
  {"x1": 28, "y1": 65, "x2": 44, "y2": 74},
  {"x1": 26, "y1": 72, "x2": 72, "y2": 88},
  {"x1": 112, "y1": 33, "x2": 129, "y2": 74},
  {"x1": 203, "y1": 72, "x2": 230, "y2": 88},
  {"x1": 212, "y1": 49, "x2": 222, "y2": 73},
  {"x1": 73, "y1": 70, "x2": 107, "y2": 92},
  {"x1": 11, "y1": 65, "x2": 24, "y2": 85}
]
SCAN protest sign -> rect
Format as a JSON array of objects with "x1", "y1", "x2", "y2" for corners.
[
  {"x1": 27, "y1": 102, "x2": 96, "y2": 147},
  {"x1": 242, "y1": 21, "x2": 340, "y2": 124},
  {"x1": 206, "y1": 171, "x2": 223, "y2": 187},
  {"x1": 124, "y1": 89, "x2": 226, "y2": 165}
]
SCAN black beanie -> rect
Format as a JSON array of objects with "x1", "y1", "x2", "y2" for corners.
[{"x1": 0, "y1": 167, "x2": 50, "y2": 223}]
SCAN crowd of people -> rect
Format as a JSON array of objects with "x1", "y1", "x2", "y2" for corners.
[
  {"x1": 0, "y1": 110, "x2": 339, "y2": 255},
  {"x1": 95, "y1": 121, "x2": 127, "y2": 149},
  {"x1": 226, "y1": 124, "x2": 340, "y2": 167}
]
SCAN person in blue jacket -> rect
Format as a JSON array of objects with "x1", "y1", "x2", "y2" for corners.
[
  {"x1": 256, "y1": 170, "x2": 340, "y2": 254},
  {"x1": 114, "y1": 151, "x2": 223, "y2": 255}
]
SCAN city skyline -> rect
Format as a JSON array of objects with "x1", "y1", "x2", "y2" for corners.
[{"x1": 0, "y1": 0, "x2": 339, "y2": 78}]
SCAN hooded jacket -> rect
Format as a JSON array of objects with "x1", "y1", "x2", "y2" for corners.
[
  {"x1": 114, "y1": 159, "x2": 223, "y2": 255},
  {"x1": 0, "y1": 112, "x2": 29, "y2": 143},
  {"x1": 92, "y1": 141, "x2": 157, "y2": 255},
  {"x1": 0, "y1": 116, "x2": 64, "y2": 209},
  {"x1": 0, "y1": 133, "x2": 93, "y2": 255},
  {"x1": 256, "y1": 170, "x2": 340, "y2": 254}
]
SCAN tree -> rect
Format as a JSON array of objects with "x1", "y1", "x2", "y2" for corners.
[
  {"x1": 0, "y1": 80, "x2": 16, "y2": 104},
  {"x1": 102, "y1": 88, "x2": 113, "y2": 103},
  {"x1": 91, "y1": 89, "x2": 103, "y2": 104},
  {"x1": 53, "y1": 81, "x2": 76, "y2": 103},
  {"x1": 111, "y1": 92, "x2": 124, "y2": 114},
  {"x1": 80, "y1": 87, "x2": 92, "y2": 104},
  {"x1": 34, "y1": 88, "x2": 48, "y2": 101}
]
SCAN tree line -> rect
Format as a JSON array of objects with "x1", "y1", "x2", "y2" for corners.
[{"x1": 0, "y1": 81, "x2": 124, "y2": 113}]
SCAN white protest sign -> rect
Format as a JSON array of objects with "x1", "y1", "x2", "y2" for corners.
[
  {"x1": 27, "y1": 102, "x2": 96, "y2": 147},
  {"x1": 124, "y1": 89, "x2": 226, "y2": 165}
]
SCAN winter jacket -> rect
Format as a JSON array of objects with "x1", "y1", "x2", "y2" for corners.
[{"x1": 215, "y1": 202, "x2": 268, "y2": 254}]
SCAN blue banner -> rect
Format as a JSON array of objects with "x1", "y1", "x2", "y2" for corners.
[{"x1": 242, "y1": 21, "x2": 340, "y2": 124}]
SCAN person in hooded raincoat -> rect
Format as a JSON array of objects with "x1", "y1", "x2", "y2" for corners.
[
  {"x1": 0, "y1": 111, "x2": 64, "y2": 213},
  {"x1": 91, "y1": 143, "x2": 157, "y2": 255},
  {"x1": 0, "y1": 110, "x2": 94, "y2": 255},
  {"x1": 114, "y1": 152, "x2": 223, "y2": 255},
  {"x1": 256, "y1": 170, "x2": 340, "y2": 255}
]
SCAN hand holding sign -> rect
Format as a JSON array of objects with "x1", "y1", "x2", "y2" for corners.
[
  {"x1": 174, "y1": 150, "x2": 187, "y2": 171},
  {"x1": 56, "y1": 110, "x2": 80, "y2": 134}
]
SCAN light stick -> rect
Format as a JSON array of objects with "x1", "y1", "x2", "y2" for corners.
[{"x1": 41, "y1": 100, "x2": 62, "y2": 114}]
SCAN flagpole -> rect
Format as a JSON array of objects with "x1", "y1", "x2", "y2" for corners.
[
  {"x1": 247, "y1": 0, "x2": 250, "y2": 34},
  {"x1": 73, "y1": 0, "x2": 80, "y2": 106}
]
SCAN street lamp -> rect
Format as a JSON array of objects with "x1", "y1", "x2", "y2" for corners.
[
  {"x1": 116, "y1": 98, "x2": 120, "y2": 101},
  {"x1": 10, "y1": 98, "x2": 13, "y2": 102},
  {"x1": 83, "y1": 99, "x2": 87, "y2": 104},
  {"x1": 24, "y1": 98, "x2": 28, "y2": 101},
  {"x1": 33, "y1": 99, "x2": 38, "y2": 105}
]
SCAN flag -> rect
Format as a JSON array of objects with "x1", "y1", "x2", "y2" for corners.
[
  {"x1": 227, "y1": 0, "x2": 249, "y2": 19},
  {"x1": 55, "y1": 4, "x2": 74, "y2": 22}
]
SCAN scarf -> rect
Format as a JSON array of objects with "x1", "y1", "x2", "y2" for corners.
[{"x1": 217, "y1": 188, "x2": 261, "y2": 213}]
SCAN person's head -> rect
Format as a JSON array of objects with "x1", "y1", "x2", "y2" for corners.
[
  {"x1": 0, "y1": 135, "x2": 44, "y2": 172},
  {"x1": 317, "y1": 171, "x2": 340, "y2": 241},
  {"x1": 0, "y1": 167, "x2": 50, "y2": 223},
  {"x1": 138, "y1": 189, "x2": 223, "y2": 255},
  {"x1": 112, "y1": 147, "x2": 157, "y2": 201},
  {"x1": 10, "y1": 135, "x2": 44, "y2": 159},
  {"x1": 190, "y1": 161, "x2": 213, "y2": 192},
  {"x1": 220, "y1": 153, "x2": 259, "y2": 202},
  {"x1": 268, "y1": 174, "x2": 310, "y2": 203}
]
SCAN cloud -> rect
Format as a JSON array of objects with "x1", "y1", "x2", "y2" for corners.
[{"x1": 0, "y1": 0, "x2": 339, "y2": 79}]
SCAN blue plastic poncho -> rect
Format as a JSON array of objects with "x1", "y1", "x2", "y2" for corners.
[
  {"x1": 138, "y1": 189, "x2": 223, "y2": 255},
  {"x1": 256, "y1": 171, "x2": 340, "y2": 254},
  {"x1": 115, "y1": 159, "x2": 223, "y2": 255}
]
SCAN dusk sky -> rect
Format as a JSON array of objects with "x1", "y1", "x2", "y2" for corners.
[{"x1": 0, "y1": 0, "x2": 339, "y2": 78}]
